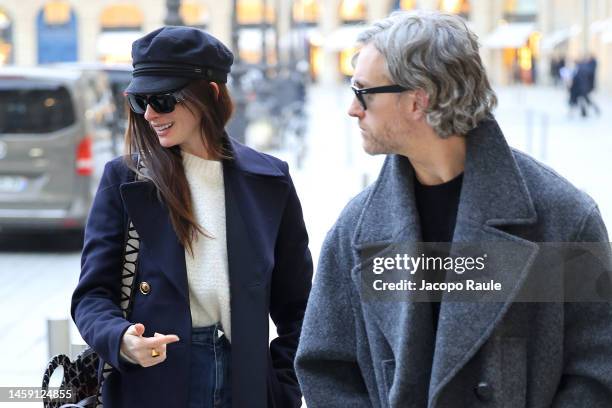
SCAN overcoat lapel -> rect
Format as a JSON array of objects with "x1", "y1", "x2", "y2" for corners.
[{"x1": 428, "y1": 120, "x2": 539, "y2": 403}]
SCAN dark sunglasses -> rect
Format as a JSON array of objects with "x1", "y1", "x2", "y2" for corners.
[
  {"x1": 351, "y1": 84, "x2": 408, "y2": 110},
  {"x1": 126, "y1": 91, "x2": 185, "y2": 114}
]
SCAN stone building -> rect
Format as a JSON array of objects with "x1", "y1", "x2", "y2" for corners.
[{"x1": 0, "y1": 0, "x2": 610, "y2": 91}]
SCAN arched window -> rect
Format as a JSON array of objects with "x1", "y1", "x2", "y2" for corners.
[
  {"x1": 0, "y1": 8, "x2": 13, "y2": 65},
  {"x1": 237, "y1": 0, "x2": 275, "y2": 26},
  {"x1": 37, "y1": 2, "x2": 78, "y2": 63},
  {"x1": 392, "y1": 0, "x2": 417, "y2": 12},
  {"x1": 43, "y1": 0, "x2": 71, "y2": 25},
  {"x1": 98, "y1": 4, "x2": 144, "y2": 63},
  {"x1": 340, "y1": 0, "x2": 367, "y2": 24},
  {"x1": 438, "y1": 0, "x2": 470, "y2": 18},
  {"x1": 180, "y1": 1, "x2": 210, "y2": 28},
  {"x1": 293, "y1": 0, "x2": 320, "y2": 26},
  {"x1": 100, "y1": 4, "x2": 143, "y2": 31},
  {"x1": 503, "y1": 0, "x2": 536, "y2": 22}
]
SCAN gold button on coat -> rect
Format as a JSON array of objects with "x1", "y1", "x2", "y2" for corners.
[{"x1": 139, "y1": 281, "x2": 151, "y2": 295}]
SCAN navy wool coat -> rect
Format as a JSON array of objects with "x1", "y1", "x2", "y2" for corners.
[{"x1": 72, "y1": 138, "x2": 313, "y2": 407}]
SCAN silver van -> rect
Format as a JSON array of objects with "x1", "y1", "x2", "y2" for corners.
[{"x1": 0, "y1": 66, "x2": 106, "y2": 235}]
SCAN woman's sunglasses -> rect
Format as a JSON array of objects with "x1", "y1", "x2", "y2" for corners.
[{"x1": 126, "y1": 91, "x2": 184, "y2": 114}]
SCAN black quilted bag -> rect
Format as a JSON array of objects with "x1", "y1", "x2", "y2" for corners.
[
  {"x1": 41, "y1": 348, "x2": 100, "y2": 407},
  {"x1": 42, "y1": 164, "x2": 144, "y2": 408}
]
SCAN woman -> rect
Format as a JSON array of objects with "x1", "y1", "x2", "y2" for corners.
[{"x1": 71, "y1": 26, "x2": 312, "y2": 408}]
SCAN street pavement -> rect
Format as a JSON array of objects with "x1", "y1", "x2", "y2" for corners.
[{"x1": 0, "y1": 83, "x2": 610, "y2": 404}]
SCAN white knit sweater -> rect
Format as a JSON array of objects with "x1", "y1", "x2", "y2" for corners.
[{"x1": 182, "y1": 151, "x2": 231, "y2": 341}]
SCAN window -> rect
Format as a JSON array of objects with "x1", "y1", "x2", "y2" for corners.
[
  {"x1": 0, "y1": 85, "x2": 75, "y2": 134},
  {"x1": 439, "y1": 0, "x2": 470, "y2": 17},
  {"x1": 0, "y1": 8, "x2": 12, "y2": 65},
  {"x1": 100, "y1": 4, "x2": 143, "y2": 30},
  {"x1": 503, "y1": 0, "x2": 536, "y2": 22},
  {"x1": 237, "y1": 0, "x2": 275, "y2": 26},
  {"x1": 392, "y1": 0, "x2": 417, "y2": 11},
  {"x1": 340, "y1": 0, "x2": 367, "y2": 24},
  {"x1": 44, "y1": 1, "x2": 71, "y2": 25},
  {"x1": 180, "y1": 2, "x2": 209, "y2": 27},
  {"x1": 293, "y1": 0, "x2": 320, "y2": 25}
]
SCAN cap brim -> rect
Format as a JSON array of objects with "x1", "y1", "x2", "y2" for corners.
[{"x1": 124, "y1": 75, "x2": 192, "y2": 94}]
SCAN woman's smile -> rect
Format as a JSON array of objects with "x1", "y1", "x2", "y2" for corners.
[{"x1": 150, "y1": 121, "x2": 175, "y2": 136}]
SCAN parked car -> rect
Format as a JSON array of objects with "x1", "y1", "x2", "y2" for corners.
[
  {"x1": 0, "y1": 66, "x2": 104, "y2": 237},
  {"x1": 48, "y1": 62, "x2": 133, "y2": 155}
]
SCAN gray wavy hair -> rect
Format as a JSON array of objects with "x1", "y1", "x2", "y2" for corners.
[{"x1": 356, "y1": 10, "x2": 497, "y2": 138}]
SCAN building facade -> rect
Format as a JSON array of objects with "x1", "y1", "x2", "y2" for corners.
[{"x1": 0, "y1": 0, "x2": 610, "y2": 92}]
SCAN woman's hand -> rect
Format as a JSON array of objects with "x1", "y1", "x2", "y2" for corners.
[{"x1": 120, "y1": 323, "x2": 180, "y2": 367}]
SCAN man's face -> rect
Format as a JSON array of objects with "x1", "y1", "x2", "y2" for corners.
[{"x1": 348, "y1": 43, "x2": 414, "y2": 156}]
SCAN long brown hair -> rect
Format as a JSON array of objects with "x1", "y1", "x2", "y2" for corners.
[{"x1": 124, "y1": 80, "x2": 234, "y2": 255}]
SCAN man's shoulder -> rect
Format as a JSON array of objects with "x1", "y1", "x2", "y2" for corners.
[
  {"x1": 325, "y1": 185, "x2": 375, "y2": 242},
  {"x1": 511, "y1": 148, "x2": 597, "y2": 219}
]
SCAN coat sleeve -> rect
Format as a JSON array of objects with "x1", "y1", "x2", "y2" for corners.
[
  {"x1": 295, "y1": 225, "x2": 372, "y2": 407},
  {"x1": 71, "y1": 160, "x2": 135, "y2": 373},
  {"x1": 553, "y1": 205, "x2": 612, "y2": 406},
  {"x1": 268, "y1": 165, "x2": 313, "y2": 408}
]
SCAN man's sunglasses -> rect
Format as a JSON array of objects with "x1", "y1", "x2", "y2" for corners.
[
  {"x1": 351, "y1": 84, "x2": 408, "y2": 110},
  {"x1": 126, "y1": 91, "x2": 185, "y2": 114}
]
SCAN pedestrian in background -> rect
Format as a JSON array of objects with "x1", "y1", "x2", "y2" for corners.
[
  {"x1": 569, "y1": 57, "x2": 601, "y2": 118},
  {"x1": 296, "y1": 10, "x2": 612, "y2": 407},
  {"x1": 549, "y1": 54, "x2": 565, "y2": 87},
  {"x1": 72, "y1": 26, "x2": 312, "y2": 408}
]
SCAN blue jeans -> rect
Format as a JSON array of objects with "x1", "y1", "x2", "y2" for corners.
[{"x1": 188, "y1": 324, "x2": 232, "y2": 408}]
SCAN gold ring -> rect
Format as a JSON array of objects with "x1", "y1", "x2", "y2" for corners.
[{"x1": 151, "y1": 349, "x2": 160, "y2": 358}]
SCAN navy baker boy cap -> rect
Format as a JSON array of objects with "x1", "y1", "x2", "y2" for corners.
[{"x1": 125, "y1": 26, "x2": 234, "y2": 94}]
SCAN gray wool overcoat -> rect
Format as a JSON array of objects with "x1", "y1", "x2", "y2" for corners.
[{"x1": 295, "y1": 118, "x2": 612, "y2": 407}]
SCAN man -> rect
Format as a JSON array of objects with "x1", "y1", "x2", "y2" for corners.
[{"x1": 295, "y1": 11, "x2": 612, "y2": 407}]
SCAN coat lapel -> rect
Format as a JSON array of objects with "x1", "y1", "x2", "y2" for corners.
[
  {"x1": 222, "y1": 139, "x2": 288, "y2": 407},
  {"x1": 351, "y1": 119, "x2": 541, "y2": 406},
  {"x1": 428, "y1": 120, "x2": 540, "y2": 404},
  {"x1": 351, "y1": 154, "x2": 430, "y2": 372},
  {"x1": 118, "y1": 138, "x2": 287, "y2": 307},
  {"x1": 120, "y1": 179, "x2": 189, "y2": 302},
  {"x1": 222, "y1": 138, "x2": 286, "y2": 291}
]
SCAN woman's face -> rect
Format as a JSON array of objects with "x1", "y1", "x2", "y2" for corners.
[{"x1": 143, "y1": 98, "x2": 204, "y2": 155}]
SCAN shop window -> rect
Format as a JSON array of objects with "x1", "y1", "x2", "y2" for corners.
[
  {"x1": 439, "y1": 0, "x2": 470, "y2": 18},
  {"x1": 181, "y1": 2, "x2": 209, "y2": 28},
  {"x1": 503, "y1": 0, "x2": 536, "y2": 22},
  {"x1": 100, "y1": 4, "x2": 143, "y2": 30},
  {"x1": 339, "y1": 46, "x2": 357, "y2": 77},
  {"x1": 237, "y1": 0, "x2": 275, "y2": 26},
  {"x1": 293, "y1": 0, "x2": 320, "y2": 25},
  {"x1": 392, "y1": 0, "x2": 417, "y2": 11},
  {"x1": 44, "y1": 1, "x2": 71, "y2": 25},
  {"x1": 340, "y1": 0, "x2": 367, "y2": 24},
  {"x1": 37, "y1": 3, "x2": 78, "y2": 63},
  {"x1": 0, "y1": 8, "x2": 12, "y2": 65}
]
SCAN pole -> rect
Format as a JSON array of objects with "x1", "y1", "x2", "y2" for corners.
[
  {"x1": 274, "y1": 0, "x2": 281, "y2": 72},
  {"x1": 165, "y1": 0, "x2": 184, "y2": 26},
  {"x1": 47, "y1": 318, "x2": 70, "y2": 359},
  {"x1": 582, "y1": 0, "x2": 589, "y2": 55},
  {"x1": 227, "y1": 0, "x2": 248, "y2": 143},
  {"x1": 261, "y1": 0, "x2": 269, "y2": 75}
]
